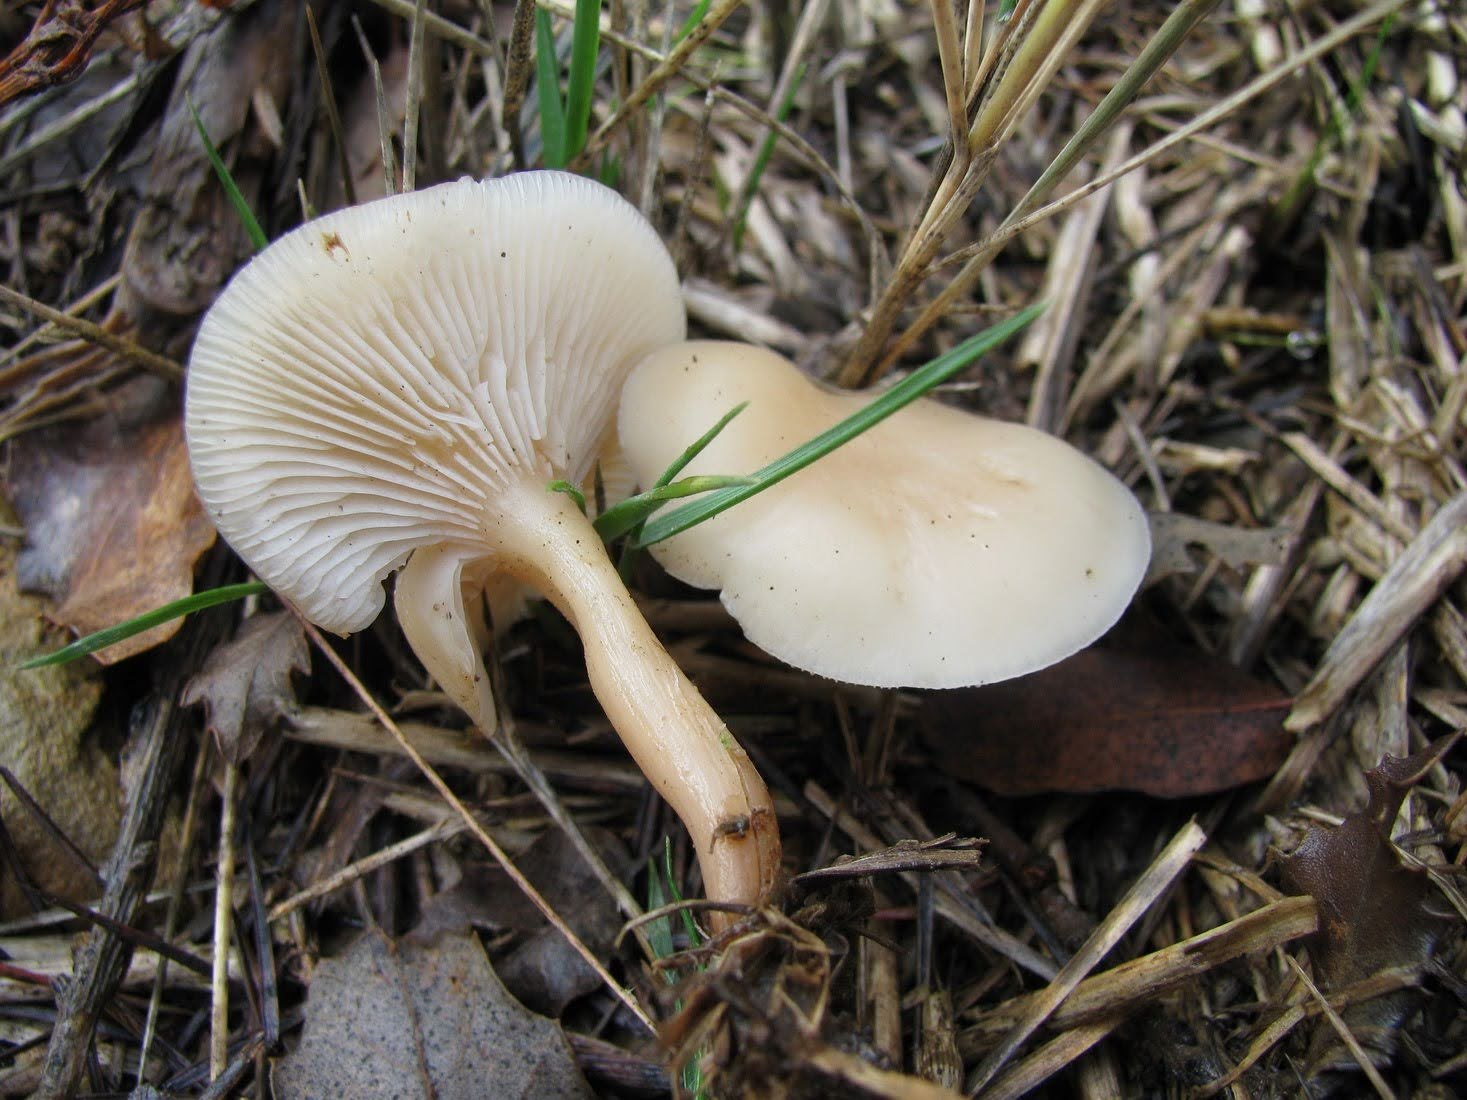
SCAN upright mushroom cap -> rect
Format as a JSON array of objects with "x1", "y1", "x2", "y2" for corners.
[
  {"x1": 618, "y1": 341, "x2": 1151, "y2": 689},
  {"x1": 187, "y1": 171, "x2": 684, "y2": 637}
]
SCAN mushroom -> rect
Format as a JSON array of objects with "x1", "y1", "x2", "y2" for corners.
[
  {"x1": 617, "y1": 340, "x2": 1151, "y2": 688},
  {"x1": 185, "y1": 174, "x2": 779, "y2": 909}
]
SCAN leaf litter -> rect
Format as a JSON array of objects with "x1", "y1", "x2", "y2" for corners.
[
  {"x1": 0, "y1": 0, "x2": 1464, "y2": 1096},
  {"x1": 182, "y1": 610, "x2": 308, "y2": 765},
  {"x1": 7, "y1": 387, "x2": 215, "y2": 663},
  {"x1": 272, "y1": 927, "x2": 593, "y2": 1099},
  {"x1": 1280, "y1": 739, "x2": 1461, "y2": 1079}
]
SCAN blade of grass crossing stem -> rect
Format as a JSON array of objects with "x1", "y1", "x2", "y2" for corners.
[
  {"x1": 732, "y1": 63, "x2": 806, "y2": 253},
  {"x1": 676, "y1": 0, "x2": 713, "y2": 43},
  {"x1": 650, "y1": 402, "x2": 750, "y2": 489},
  {"x1": 637, "y1": 303, "x2": 1045, "y2": 547},
  {"x1": 535, "y1": 9, "x2": 568, "y2": 167},
  {"x1": 604, "y1": 401, "x2": 749, "y2": 578},
  {"x1": 188, "y1": 97, "x2": 267, "y2": 252},
  {"x1": 20, "y1": 582, "x2": 270, "y2": 669},
  {"x1": 595, "y1": 476, "x2": 755, "y2": 544},
  {"x1": 592, "y1": 401, "x2": 750, "y2": 541},
  {"x1": 547, "y1": 480, "x2": 588, "y2": 513},
  {"x1": 562, "y1": 0, "x2": 602, "y2": 163}
]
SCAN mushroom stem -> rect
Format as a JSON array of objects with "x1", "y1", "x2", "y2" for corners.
[{"x1": 490, "y1": 482, "x2": 781, "y2": 911}]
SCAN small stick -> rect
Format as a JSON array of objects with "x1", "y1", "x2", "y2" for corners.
[
  {"x1": 1288, "y1": 491, "x2": 1467, "y2": 730},
  {"x1": 0, "y1": 283, "x2": 181, "y2": 380},
  {"x1": 138, "y1": 738, "x2": 214, "y2": 1076},
  {"x1": 269, "y1": 817, "x2": 462, "y2": 921},
  {"x1": 501, "y1": 0, "x2": 536, "y2": 166},
  {"x1": 210, "y1": 761, "x2": 240, "y2": 1081},
  {"x1": 0, "y1": 767, "x2": 102, "y2": 889},
  {"x1": 305, "y1": 5, "x2": 356, "y2": 208},
  {"x1": 401, "y1": 0, "x2": 429, "y2": 191},
  {"x1": 1285, "y1": 956, "x2": 1395, "y2": 1100},
  {"x1": 579, "y1": 0, "x2": 743, "y2": 162}
]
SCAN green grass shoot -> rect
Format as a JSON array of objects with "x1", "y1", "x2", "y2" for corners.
[
  {"x1": 20, "y1": 582, "x2": 270, "y2": 670},
  {"x1": 591, "y1": 400, "x2": 749, "y2": 544},
  {"x1": 547, "y1": 478, "x2": 588, "y2": 514},
  {"x1": 1272, "y1": 13, "x2": 1395, "y2": 230},
  {"x1": 634, "y1": 301, "x2": 1045, "y2": 547},
  {"x1": 676, "y1": 0, "x2": 714, "y2": 44},
  {"x1": 536, "y1": 0, "x2": 603, "y2": 169},
  {"x1": 644, "y1": 839, "x2": 706, "y2": 1097},
  {"x1": 595, "y1": 476, "x2": 755, "y2": 543},
  {"x1": 731, "y1": 63, "x2": 806, "y2": 253},
  {"x1": 188, "y1": 96, "x2": 268, "y2": 253}
]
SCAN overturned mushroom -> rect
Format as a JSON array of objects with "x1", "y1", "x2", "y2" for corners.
[
  {"x1": 618, "y1": 341, "x2": 1151, "y2": 688},
  {"x1": 185, "y1": 175, "x2": 778, "y2": 909}
]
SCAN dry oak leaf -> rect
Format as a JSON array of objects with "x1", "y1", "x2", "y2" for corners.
[
  {"x1": 272, "y1": 928, "x2": 593, "y2": 1100},
  {"x1": 8, "y1": 409, "x2": 215, "y2": 663},
  {"x1": 416, "y1": 826, "x2": 630, "y2": 1017},
  {"x1": 1280, "y1": 741, "x2": 1458, "y2": 1074},
  {"x1": 182, "y1": 611, "x2": 307, "y2": 765}
]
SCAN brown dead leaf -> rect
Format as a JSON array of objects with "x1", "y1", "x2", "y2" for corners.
[
  {"x1": 182, "y1": 611, "x2": 307, "y2": 765},
  {"x1": 120, "y1": 0, "x2": 299, "y2": 329},
  {"x1": 271, "y1": 928, "x2": 593, "y2": 1100},
  {"x1": 8, "y1": 399, "x2": 215, "y2": 663},
  {"x1": 0, "y1": 543, "x2": 118, "y2": 918},
  {"x1": 1279, "y1": 742, "x2": 1457, "y2": 1074},
  {"x1": 416, "y1": 827, "x2": 629, "y2": 1017},
  {"x1": 917, "y1": 617, "x2": 1292, "y2": 797},
  {"x1": 1145, "y1": 513, "x2": 1291, "y2": 585}
]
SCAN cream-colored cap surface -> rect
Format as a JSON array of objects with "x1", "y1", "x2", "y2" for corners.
[
  {"x1": 186, "y1": 172, "x2": 685, "y2": 635},
  {"x1": 619, "y1": 341, "x2": 1150, "y2": 688}
]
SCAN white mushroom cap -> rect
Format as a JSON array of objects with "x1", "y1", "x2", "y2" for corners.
[
  {"x1": 186, "y1": 172, "x2": 685, "y2": 637},
  {"x1": 618, "y1": 341, "x2": 1151, "y2": 689}
]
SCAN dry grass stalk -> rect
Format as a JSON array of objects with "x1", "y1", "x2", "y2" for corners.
[
  {"x1": 960, "y1": 894, "x2": 1318, "y2": 1049},
  {"x1": 966, "y1": 820, "x2": 1207, "y2": 1093},
  {"x1": 1288, "y1": 492, "x2": 1467, "y2": 730}
]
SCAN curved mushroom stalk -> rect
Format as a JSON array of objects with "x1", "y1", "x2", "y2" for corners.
[
  {"x1": 395, "y1": 490, "x2": 781, "y2": 908},
  {"x1": 487, "y1": 484, "x2": 780, "y2": 909}
]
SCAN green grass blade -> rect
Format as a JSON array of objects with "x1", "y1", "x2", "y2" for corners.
[
  {"x1": 562, "y1": 0, "x2": 603, "y2": 163},
  {"x1": 606, "y1": 401, "x2": 747, "y2": 575},
  {"x1": 188, "y1": 96, "x2": 268, "y2": 252},
  {"x1": 732, "y1": 63, "x2": 806, "y2": 253},
  {"x1": 650, "y1": 401, "x2": 749, "y2": 490},
  {"x1": 594, "y1": 475, "x2": 755, "y2": 542},
  {"x1": 663, "y1": 837, "x2": 702, "y2": 946},
  {"x1": 547, "y1": 479, "x2": 588, "y2": 513},
  {"x1": 20, "y1": 582, "x2": 271, "y2": 669},
  {"x1": 636, "y1": 303, "x2": 1045, "y2": 547},
  {"x1": 644, "y1": 859, "x2": 674, "y2": 959},
  {"x1": 535, "y1": 8, "x2": 568, "y2": 167},
  {"x1": 675, "y1": 0, "x2": 713, "y2": 43},
  {"x1": 1273, "y1": 13, "x2": 1394, "y2": 228}
]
